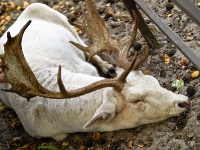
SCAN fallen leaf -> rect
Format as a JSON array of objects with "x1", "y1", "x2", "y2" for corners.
[
  {"x1": 194, "y1": 83, "x2": 200, "y2": 87},
  {"x1": 128, "y1": 141, "x2": 133, "y2": 148},
  {"x1": 167, "y1": 14, "x2": 173, "y2": 17},
  {"x1": 37, "y1": 144, "x2": 60, "y2": 150},
  {"x1": 106, "y1": 3, "x2": 111, "y2": 7},
  {"x1": 186, "y1": 36, "x2": 193, "y2": 41},
  {"x1": 62, "y1": 142, "x2": 68, "y2": 148},
  {"x1": 198, "y1": 3, "x2": 200, "y2": 7},
  {"x1": 197, "y1": 41, "x2": 200, "y2": 46},
  {"x1": 0, "y1": 106, "x2": 6, "y2": 111},
  {"x1": 17, "y1": 5, "x2": 22, "y2": 10},
  {"x1": 191, "y1": 71, "x2": 199, "y2": 78},
  {"x1": 163, "y1": 54, "x2": 170, "y2": 63},
  {"x1": 5, "y1": 15, "x2": 11, "y2": 21},
  {"x1": 70, "y1": 7, "x2": 74, "y2": 11},
  {"x1": 143, "y1": 69, "x2": 150, "y2": 74},
  {"x1": 79, "y1": 145, "x2": 85, "y2": 150},
  {"x1": 93, "y1": 132, "x2": 100, "y2": 140},
  {"x1": 171, "y1": 79, "x2": 184, "y2": 89},
  {"x1": 137, "y1": 144, "x2": 144, "y2": 148},
  {"x1": 18, "y1": 142, "x2": 33, "y2": 149},
  {"x1": 179, "y1": 58, "x2": 188, "y2": 65},
  {"x1": 23, "y1": 1, "x2": 29, "y2": 9}
]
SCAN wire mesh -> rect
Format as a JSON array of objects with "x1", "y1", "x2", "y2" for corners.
[{"x1": 0, "y1": 118, "x2": 11, "y2": 150}]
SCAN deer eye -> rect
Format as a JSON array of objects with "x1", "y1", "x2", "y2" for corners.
[{"x1": 130, "y1": 99, "x2": 141, "y2": 104}]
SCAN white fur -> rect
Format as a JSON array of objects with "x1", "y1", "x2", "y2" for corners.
[{"x1": 0, "y1": 3, "x2": 189, "y2": 141}]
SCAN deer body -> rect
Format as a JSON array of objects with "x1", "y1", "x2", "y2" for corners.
[{"x1": 0, "y1": 3, "x2": 190, "y2": 141}]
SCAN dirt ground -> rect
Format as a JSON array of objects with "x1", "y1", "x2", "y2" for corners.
[{"x1": 0, "y1": 0, "x2": 200, "y2": 149}]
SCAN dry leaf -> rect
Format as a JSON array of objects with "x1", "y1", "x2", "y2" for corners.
[
  {"x1": 164, "y1": 54, "x2": 170, "y2": 63},
  {"x1": 23, "y1": 1, "x2": 29, "y2": 9},
  {"x1": 6, "y1": 7, "x2": 15, "y2": 12},
  {"x1": 106, "y1": 3, "x2": 111, "y2": 7},
  {"x1": 0, "y1": 106, "x2": 6, "y2": 111},
  {"x1": 179, "y1": 58, "x2": 188, "y2": 65},
  {"x1": 107, "y1": 7, "x2": 113, "y2": 15},
  {"x1": 17, "y1": 5, "x2": 22, "y2": 10},
  {"x1": 186, "y1": 36, "x2": 193, "y2": 41},
  {"x1": 70, "y1": 7, "x2": 74, "y2": 11},
  {"x1": 194, "y1": 83, "x2": 200, "y2": 87},
  {"x1": 137, "y1": 144, "x2": 144, "y2": 148},
  {"x1": 191, "y1": 71, "x2": 199, "y2": 78},
  {"x1": 128, "y1": 141, "x2": 133, "y2": 148},
  {"x1": 197, "y1": 41, "x2": 200, "y2": 46},
  {"x1": 5, "y1": 15, "x2": 11, "y2": 21},
  {"x1": 167, "y1": 14, "x2": 173, "y2": 17},
  {"x1": 198, "y1": 3, "x2": 200, "y2": 7},
  {"x1": 79, "y1": 145, "x2": 85, "y2": 150},
  {"x1": 93, "y1": 132, "x2": 100, "y2": 140},
  {"x1": 143, "y1": 69, "x2": 150, "y2": 74}
]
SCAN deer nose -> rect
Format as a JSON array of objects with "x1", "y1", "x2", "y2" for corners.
[{"x1": 178, "y1": 101, "x2": 191, "y2": 109}]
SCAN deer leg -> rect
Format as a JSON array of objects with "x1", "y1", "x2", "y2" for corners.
[
  {"x1": 52, "y1": 133, "x2": 68, "y2": 141},
  {"x1": 85, "y1": 53, "x2": 116, "y2": 78}
]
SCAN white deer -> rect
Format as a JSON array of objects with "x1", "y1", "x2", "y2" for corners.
[{"x1": 0, "y1": 1, "x2": 190, "y2": 141}]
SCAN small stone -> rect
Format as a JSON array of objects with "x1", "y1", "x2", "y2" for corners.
[
  {"x1": 133, "y1": 42, "x2": 142, "y2": 51},
  {"x1": 168, "y1": 49, "x2": 177, "y2": 56},
  {"x1": 186, "y1": 86, "x2": 196, "y2": 97},
  {"x1": 166, "y1": 2, "x2": 174, "y2": 11},
  {"x1": 84, "y1": 137, "x2": 93, "y2": 147}
]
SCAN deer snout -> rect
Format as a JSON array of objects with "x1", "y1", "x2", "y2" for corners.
[{"x1": 178, "y1": 100, "x2": 191, "y2": 109}]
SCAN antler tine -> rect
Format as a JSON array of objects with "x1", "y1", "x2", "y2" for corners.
[
  {"x1": 118, "y1": 11, "x2": 139, "y2": 69},
  {"x1": 69, "y1": 0, "x2": 120, "y2": 61},
  {"x1": 0, "y1": 20, "x2": 68, "y2": 100},
  {"x1": 133, "y1": 45, "x2": 149, "y2": 69}
]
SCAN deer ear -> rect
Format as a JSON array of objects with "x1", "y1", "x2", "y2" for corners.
[
  {"x1": 83, "y1": 103, "x2": 116, "y2": 129},
  {"x1": 83, "y1": 112, "x2": 113, "y2": 129}
]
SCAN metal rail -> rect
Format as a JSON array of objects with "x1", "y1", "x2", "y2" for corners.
[
  {"x1": 134, "y1": 0, "x2": 200, "y2": 71},
  {"x1": 172, "y1": 0, "x2": 200, "y2": 26}
]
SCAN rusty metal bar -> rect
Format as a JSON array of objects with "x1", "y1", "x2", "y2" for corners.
[
  {"x1": 172, "y1": 0, "x2": 200, "y2": 26},
  {"x1": 134, "y1": 0, "x2": 200, "y2": 71},
  {"x1": 122, "y1": 0, "x2": 161, "y2": 49}
]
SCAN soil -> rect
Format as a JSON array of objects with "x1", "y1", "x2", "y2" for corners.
[{"x1": 0, "y1": 0, "x2": 200, "y2": 149}]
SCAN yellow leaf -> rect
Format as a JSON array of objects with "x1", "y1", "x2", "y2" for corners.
[
  {"x1": 197, "y1": 41, "x2": 200, "y2": 46},
  {"x1": 167, "y1": 14, "x2": 173, "y2": 17},
  {"x1": 107, "y1": 7, "x2": 113, "y2": 15},
  {"x1": 93, "y1": 132, "x2": 100, "y2": 140},
  {"x1": 164, "y1": 54, "x2": 170, "y2": 63},
  {"x1": 79, "y1": 145, "x2": 84, "y2": 150},
  {"x1": 191, "y1": 71, "x2": 199, "y2": 78},
  {"x1": 143, "y1": 69, "x2": 150, "y2": 74},
  {"x1": 17, "y1": 5, "x2": 22, "y2": 10},
  {"x1": 0, "y1": 106, "x2": 6, "y2": 111},
  {"x1": 5, "y1": 16, "x2": 11, "y2": 22},
  {"x1": 6, "y1": 7, "x2": 15, "y2": 12},
  {"x1": 179, "y1": 58, "x2": 188, "y2": 65}
]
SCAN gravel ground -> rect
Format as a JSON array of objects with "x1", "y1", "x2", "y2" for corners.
[{"x1": 0, "y1": 0, "x2": 200, "y2": 149}]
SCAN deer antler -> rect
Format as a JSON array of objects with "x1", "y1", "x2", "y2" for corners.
[
  {"x1": 69, "y1": 0, "x2": 146, "y2": 70},
  {"x1": 0, "y1": 0, "x2": 149, "y2": 101}
]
